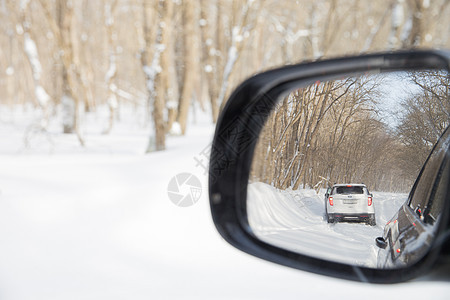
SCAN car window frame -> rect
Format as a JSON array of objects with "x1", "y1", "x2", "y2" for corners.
[{"x1": 407, "y1": 127, "x2": 450, "y2": 219}]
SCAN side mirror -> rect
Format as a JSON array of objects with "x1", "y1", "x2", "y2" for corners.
[
  {"x1": 375, "y1": 237, "x2": 387, "y2": 249},
  {"x1": 209, "y1": 50, "x2": 450, "y2": 283}
]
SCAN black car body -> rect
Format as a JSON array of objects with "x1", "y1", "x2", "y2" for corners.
[{"x1": 376, "y1": 126, "x2": 450, "y2": 268}]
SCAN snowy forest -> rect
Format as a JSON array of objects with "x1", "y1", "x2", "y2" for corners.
[
  {"x1": 251, "y1": 70, "x2": 450, "y2": 193},
  {"x1": 1, "y1": 0, "x2": 450, "y2": 153}
]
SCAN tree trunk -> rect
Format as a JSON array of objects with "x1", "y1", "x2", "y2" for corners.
[
  {"x1": 104, "y1": 0, "x2": 118, "y2": 134},
  {"x1": 56, "y1": 0, "x2": 76, "y2": 134},
  {"x1": 141, "y1": 0, "x2": 167, "y2": 152},
  {"x1": 177, "y1": 0, "x2": 198, "y2": 135},
  {"x1": 160, "y1": 0, "x2": 178, "y2": 134}
]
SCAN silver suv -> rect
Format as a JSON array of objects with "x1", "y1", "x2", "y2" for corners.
[{"x1": 325, "y1": 184, "x2": 376, "y2": 226}]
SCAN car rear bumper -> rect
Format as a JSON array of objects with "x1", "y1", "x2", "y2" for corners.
[{"x1": 328, "y1": 213, "x2": 375, "y2": 222}]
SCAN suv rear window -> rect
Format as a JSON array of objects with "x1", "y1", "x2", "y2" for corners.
[{"x1": 333, "y1": 186, "x2": 364, "y2": 195}]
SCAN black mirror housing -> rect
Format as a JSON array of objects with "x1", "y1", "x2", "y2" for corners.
[{"x1": 209, "y1": 50, "x2": 450, "y2": 283}]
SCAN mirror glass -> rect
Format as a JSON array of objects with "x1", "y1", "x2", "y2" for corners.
[{"x1": 248, "y1": 69, "x2": 450, "y2": 269}]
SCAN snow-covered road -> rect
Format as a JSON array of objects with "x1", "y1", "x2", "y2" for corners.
[
  {"x1": 0, "y1": 107, "x2": 449, "y2": 299},
  {"x1": 248, "y1": 182, "x2": 407, "y2": 268}
]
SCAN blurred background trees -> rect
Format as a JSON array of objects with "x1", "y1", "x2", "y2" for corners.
[{"x1": 0, "y1": 0, "x2": 449, "y2": 153}]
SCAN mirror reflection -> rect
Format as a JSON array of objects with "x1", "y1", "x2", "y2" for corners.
[{"x1": 248, "y1": 70, "x2": 450, "y2": 269}]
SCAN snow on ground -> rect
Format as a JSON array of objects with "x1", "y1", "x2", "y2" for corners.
[
  {"x1": 248, "y1": 182, "x2": 407, "y2": 268},
  {"x1": 0, "y1": 105, "x2": 449, "y2": 299}
]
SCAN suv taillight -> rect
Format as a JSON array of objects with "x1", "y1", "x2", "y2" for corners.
[
  {"x1": 368, "y1": 196, "x2": 372, "y2": 206},
  {"x1": 329, "y1": 197, "x2": 333, "y2": 206}
]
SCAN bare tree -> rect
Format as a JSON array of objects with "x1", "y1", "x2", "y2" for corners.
[
  {"x1": 141, "y1": 0, "x2": 163, "y2": 151},
  {"x1": 38, "y1": 0, "x2": 85, "y2": 145},
  {"x1": 396, "y1": 71, "x2": 450, "y2": 177},
  {"x1": 176, "y1": 0, "x2": 199, "y2": 135},
  {"x1": 103, "y1": 0, "x2": 119, "y2": 134}
]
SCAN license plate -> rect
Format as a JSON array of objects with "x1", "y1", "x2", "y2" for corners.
[{"x1": 344, "y1": 200, "x2": 356, "y2": 204}]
